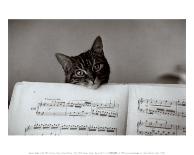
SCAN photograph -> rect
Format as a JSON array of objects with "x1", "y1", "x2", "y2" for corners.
[{"x1": 8, "y1": 19, "x2": 186, "y2": 136}]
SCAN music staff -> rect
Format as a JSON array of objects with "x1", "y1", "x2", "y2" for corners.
[
  {"x1": 137, "y1": 98, "x2": 186, "y2": 117},
  {"x1": 24, "y1": 123, "x2": 117, "y2": 135},
  {"x1": 137, "y1": 119, "x2": 186, "y2": 135},
  {"x1": 30, "y1": 99, "x2": 119, "y2": 118},
  {"x1": 36, "y1": 99, "x2": 118, "y2": 108}
]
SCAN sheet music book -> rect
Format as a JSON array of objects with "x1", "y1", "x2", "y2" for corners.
[{"x1": 8, "y1": 82, "x2": 186, "y2": 135}]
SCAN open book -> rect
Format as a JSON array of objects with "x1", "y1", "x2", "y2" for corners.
[{"x1": 8, "y1": 82, "x2": 186, "y2": 135}]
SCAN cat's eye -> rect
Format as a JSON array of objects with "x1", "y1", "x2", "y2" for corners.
[
  {"x1": 93, "y1": 64, "x2": 103, "y2": 72},
  {"x1": 75, "y1": 70, "x2": 85, "y2": 77}
]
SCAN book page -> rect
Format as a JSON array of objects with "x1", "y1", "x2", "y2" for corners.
[
  {"x1": 126, "y1": 85, "x2": 186, "y2": 135},
  {"x1": 8, "y1": 82, "x2": 129, "y2": 135}
]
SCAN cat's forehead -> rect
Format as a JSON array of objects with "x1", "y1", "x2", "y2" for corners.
[
  {"x1": 70, "y1": 55, "x2": 91, "y2": 69},
  {"x1": 71, "y1": 54, "x2": 103, "y2": 69},
  {"x1": 74, "y1": 51, "x2": 102, "y2": 62}
]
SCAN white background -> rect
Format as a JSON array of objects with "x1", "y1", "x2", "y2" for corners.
[{"x1": 1, "y1": 0, "x2": 193, "y2": 155}]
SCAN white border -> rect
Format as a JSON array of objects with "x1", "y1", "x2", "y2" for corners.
[{"x1": 1, "y1": 0, "x2": 193, "y2": 155}]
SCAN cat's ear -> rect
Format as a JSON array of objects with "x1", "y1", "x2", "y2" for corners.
[
  {"x1": 91, "y1": 36, "x2": 104, "y2": 55},
  {"x1": 55, "y1": 53, "x2": 72, "y2": 70}
]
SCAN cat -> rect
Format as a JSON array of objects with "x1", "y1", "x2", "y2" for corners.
[{"x1": 55, "y1": 36, "x2": 110, "y2": 89}]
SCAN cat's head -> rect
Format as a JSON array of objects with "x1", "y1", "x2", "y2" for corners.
[{"x1": 55, "y1": 36, "x2": 110, "y2": 89}]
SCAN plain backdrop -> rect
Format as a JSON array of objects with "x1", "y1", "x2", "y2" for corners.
[{"x1": 8, "y1": 19, "x2": 186, "y2": 101}]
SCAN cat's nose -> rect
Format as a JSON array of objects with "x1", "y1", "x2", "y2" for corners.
[
  {"x1": 88, "y1": 79, "x2": 95, "y2": 85},
  {"x1": 90, "y1": 75, "x2": 96, "y2": 84},
  {"x1": 91, "y1": 79, "x2": 95, "y2": 84}
]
